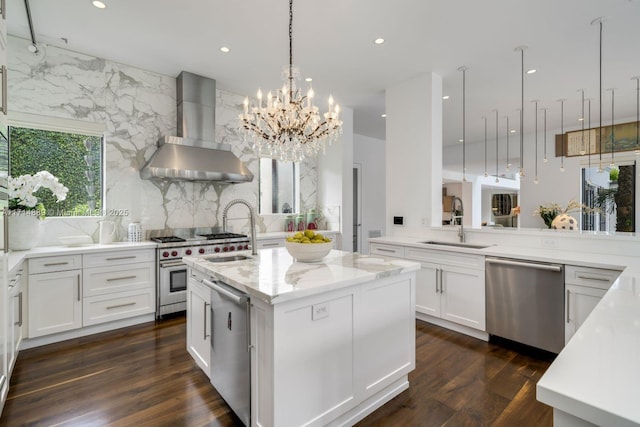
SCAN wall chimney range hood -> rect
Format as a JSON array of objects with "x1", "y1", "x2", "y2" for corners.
[{"x1": 139, "y1": 72, "x2": 254, "y2": 183}]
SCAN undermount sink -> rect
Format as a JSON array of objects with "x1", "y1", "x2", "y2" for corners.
[
  {"x1": 203, "y1": 255, "x2": 251, "y2": 263},
  {"x1": 418, "y1": 240, "x2": 492, "y2": 250}
]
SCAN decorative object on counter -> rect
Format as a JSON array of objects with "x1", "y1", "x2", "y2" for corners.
[
  {"x1": 295, "y1": 214, "x2": 305, "y2": 231},
  {"x1": 533, "y1": 199, "x2": 593, "y2": 230},
  {"x1": 238, "y1": 0, "x2": 342, "y2": 162},
  {"x1": 99, "y1": 220, "x2": 115, "y2": 244},
  {"x1": 8, "y1": 171, "x2": 68, "y2": 250},
  {"x1": 285, "y1": 230, "x2": 332, "y2": 262},
  {"x1": 306, "y1": 209, "x2": 318, "y2": 230},
  {"x1": 128, "y1": 222, "x2": 142, "y2": 242},
  {"x1": 284, "y1": 215, "x2": 295, "y2": 232}
]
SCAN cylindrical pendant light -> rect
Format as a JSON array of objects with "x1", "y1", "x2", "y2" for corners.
[
  {"x1": 558, "y1": 98, "x2": 566, "y2": 172},
  {"x1": 591, "y1": 17, "x2": 604, "y2": 173},
  {"x1": 633, "y1": 76, "x2": 640, "y2": 154},
  {"x1": 515, "y1": 46, "x2": 527, "y2": 178},
  {"x1": 579, "y1": 89, "x2": 586, "y2": 155},
  {"x1": 483, "y1": 116, "x2": 488, "y2": 177},
  {"x1": 505, "y1": 115, "x2": 511, "y2": 172},
  {"x1": 494, "y1": 109, "x2": 499, "y2": 183},
  {"x1": 587, "y1": 98, "x2": 592, "y2": 185},
  {"x1": 458, "y1": 66, "x2": 469, "y2": 181},
  {"x1": 608, "y1": 88, "x2": 615, "y2": 167},
  {"x1": 532, "y1": 100, "x2": 539, "y2": 184},
  {"x1": 542, "y1": 107, "x2": 548, "y2": 163}
]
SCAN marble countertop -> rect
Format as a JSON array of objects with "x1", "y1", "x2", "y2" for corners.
[
  {"x1": 370, "y1": 234, "x2": 639, "y2": 426},
  {"x1": 183, "y1": 247, "x2": 419, "y2": 304}
]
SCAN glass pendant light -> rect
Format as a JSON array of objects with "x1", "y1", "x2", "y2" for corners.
[
  {"x1": 515, "y1": 46, "x2": 527, "y2": 178},
  {"x1": 608, "y1": 88, "x2": 615, "y2": 167},
  {"x1": 532, "y1": 100, "x2": 539, "y2": 184},
  {"x1": 592, "y1": 17, "x2": 604, "y2": 173},
  {"x1": 483, "y1": 116, "x2": 488, "y2": 177},
  {"x1": 494, "y1": 110, "x2": 499, "y2": 183},
  {"x1": 542, "y1": 107, "x2": 548, "y2": 163},
  {"x1": 558, "y1": 98, "x2": 566, "y2": 172},
  {"x1": 505, "y1": 115, "x2": 511, "y2": 172},
  {"x1": 579, "y1": 89, "x2": 586, "y2": 155},
  {"x1": 458, "y1": 66, "x2": 469, "y2": 181},
  {"x1": 587, "y1": 98, "x2": 593, "y2": 185}
]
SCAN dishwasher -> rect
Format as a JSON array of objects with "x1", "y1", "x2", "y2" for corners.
[
  {"x1": 203, "y1": 278, "x2": 251, "y2": 426},
  {"x1": 486, "y1": 257, "x2": 564, "y2": 353}
]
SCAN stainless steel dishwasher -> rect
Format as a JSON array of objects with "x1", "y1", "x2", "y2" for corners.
[
  {"x1": 203, "y1": 278, "x2": 251, "y2": 426},
  {"x1": 486, "y1": 257, "x2": 564, "y2": 353}
]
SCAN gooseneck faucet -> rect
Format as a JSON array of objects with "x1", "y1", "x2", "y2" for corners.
[
  {"x1": 451, "y1": 196, "x2": 465, "y2": 243},
  {"x1": 222, "y1": 199, "x2": 257, "y2": 256}
]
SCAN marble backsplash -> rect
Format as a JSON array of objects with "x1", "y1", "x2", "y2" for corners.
[{"x1": 8, "y1": 36, "x2": 322, "y2": 246}]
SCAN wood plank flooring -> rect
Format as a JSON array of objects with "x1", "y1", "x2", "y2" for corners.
[{"x1": 0, "y1": 317, "x2": 554, "y2": 427}]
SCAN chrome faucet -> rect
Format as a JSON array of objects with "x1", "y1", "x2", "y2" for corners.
[
  {"x1": 451, "y1": 196, "x2": 465, "y2": 243},
  {"x1": 222, "y1": 199, "x2": 257, "y2": 256}
]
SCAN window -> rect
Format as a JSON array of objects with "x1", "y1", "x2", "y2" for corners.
[
  {"x1": 259, "y1": 158, "x2": 300, "y2": 214},
  {"x1": 9, "y1": 116, "x2": 104, "y2": 217}
]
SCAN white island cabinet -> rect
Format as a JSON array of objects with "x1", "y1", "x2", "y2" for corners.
[{"x1": 184, "y1": 248, "x2": 419, "y2": 427}]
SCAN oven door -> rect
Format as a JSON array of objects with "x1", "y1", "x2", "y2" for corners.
[{"x1": 159, "y1": 259, "x2": 188, "y2": 307}]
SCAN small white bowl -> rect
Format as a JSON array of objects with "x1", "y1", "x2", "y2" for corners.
[{"x1": 284, "y1": 240, "x2": 333, "y2": 262}]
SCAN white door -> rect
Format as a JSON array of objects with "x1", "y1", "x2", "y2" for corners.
[
  {"x1": 440, "y1": 265, "x2": 485, "y2": 331},
  {"x1": 415, "y1": 262, "x2": 440, "y2": 317},
  {"x1": 187, "y1": 282, "x2": 211, "y2": 376},
  {"x1": 565, "y1": 284, "x2": 607, "y2": 344}
]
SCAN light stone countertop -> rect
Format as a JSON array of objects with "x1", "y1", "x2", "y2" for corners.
[
  {"x1": 183, "y1": 247, "x2": 419, "y2": 305},
  {"x1": 370, "y1": 234, "x2": 640, "y2": 426},
  {"x1": 256, "y1": 230, "x2": 339, "y2": 240}
]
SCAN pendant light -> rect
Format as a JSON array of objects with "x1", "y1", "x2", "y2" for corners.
[
  {"x1": 458, "y1": 66, "x2": 469, "y2": 181},
  {"x1": 532, "y1": 100, "x2": 539, "y2": 184},
  {"x1": 592, "y1": 17, "x2": 604, "y2": 173},
  {"x1": 558, "y1": 98, "x2": 566, "y2": 172},
  {"x1": 505, "y1": 115, "x2": 511, "y2": 172},
  {"x1": 542, "y1": 107, "x2": 548, "y2": 163},
  {"x1": 579, "y1": 89, "x2": 586, "y2": 155},
  {"x1": 608, "y1": 88, "x2": 615, "y2": 167},
  {"x1": 633, "y1": 76, "x2": 640, "y2": 154},
  {"x1": 515, "y1": 46, "x2": 527, "y2": 178},
  {"x1": 587, "y1": 98, "x2": 593, "y2": 185},
  {"x1": 483, "y1": 116, "x2": 488, "y2": 177},
  {"x1": 494, "y1": 110, "x2": 499, "y2": 183}
]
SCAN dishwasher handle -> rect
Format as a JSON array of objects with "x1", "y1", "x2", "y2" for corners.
[
  {"x1": 202, "y1": 278, "x2": 249, "y2": 304},
  {"x1": 486, "y1": 257, "x2": 563, "y2": 272}
]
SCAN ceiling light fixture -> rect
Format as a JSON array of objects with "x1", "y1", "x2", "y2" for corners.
[
  {"x1": 381, "y1": 113, "x2": 387, "y2": 118},
  {"x1": 374, "y1": 38, "x2": 385, "y2": 45},
  {"x1": 442, "y1": 95, "x2": 450, "y2": 100},
  {"x1": 510, "y1": 129, "x2": 516, "y2": 133},
  {"x1": 532, "y1": 100, "x2": 539, "y2": 184},
  {"x1": 305, "y1": 77, "x2": 312, "y2": 82},
  {"x1": 458, "y1": 66, "x2": 469, "y2": 182},
  {"x1": 494, "y1": 110, "x2": 499, "y2": 183},
  {"x1": 239, "y1": 0, "x2": 342, "y2": 161},
  {"x1": 220, "y1": 46, "x2": 230, "y2": 53},
  {"x1": 579, "y1": 89, "x2": 586, "y2": 155},
  {"x1": 24, "y1": 0, "x2": 39, "y2": 55},
  {"x1": 578, "y1": 117, "x2": 584, "y2": 121},
  {"x1": 587, "y1": 98, "x2": 592, "y2": 184},
  {"x1": 542, "y1": 107, "x2": 548, "y2": 163},
  {"x1": 592, "y1": 17, "x2": 605, "y2": 173},
  {"x1": 92, "y1": 0, "x2": 106, "y2": 9},
  {"x1": 558, "y1": 98, "x2": 566, "y2": 172},
  {"x1": 526, "y1": 69, "x2": 537, "y2": 74},
  {"x1": 515, "y1": 45, "x2": 527, "y2": 178}
]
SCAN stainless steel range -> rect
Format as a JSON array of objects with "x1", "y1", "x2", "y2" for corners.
[{"x1": 150, "y1": 228, "x2": 250, "y2": 318}]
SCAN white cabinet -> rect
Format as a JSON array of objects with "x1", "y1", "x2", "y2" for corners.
[
  {"x1": 28, "y1": 259, "x2": 82, "y2": 338},
  {"x1": 187, "y1": 270, "x2": 211, "y2": 376},
  {"x1": 256, "y1": 238, "x2": 284, "y2": 250},
  {"x1": 369, "y1": 242, "x2": 405, "y2": 258},
  {"x1": 8, "y1": 265, "x2": 23, "y2": 374},
  {"x1": 82, "y1": 250, "x2": 155, "y2": 326},
  {"x1": 406, "y1": 247, "x2": 485, "y2": 331},
  {"x1": 565, "y1": 265, "x2": 621, "y2": 344}
]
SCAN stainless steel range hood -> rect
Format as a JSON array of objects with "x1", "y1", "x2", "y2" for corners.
[{"x1": 139, "y1": 72, "x2": 253, "y2": 183}]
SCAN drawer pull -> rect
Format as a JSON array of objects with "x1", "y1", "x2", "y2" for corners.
[
  {"x1": 106, "y1": 256, "x2": 136, "y2": 261},
  {"x1": 376, "y1": 248, "x2": 396, "y2": 253},
  {"x1": 576, "y1": 274, "x2": 610, "y2": 282},
  {"x1": 106, "y1": 275, "x2": 137, "y2": 282},
  {"x1": 261, "y1": 242, "x2": 280, "y2": 247},
  {"x1": 44, "y1": 261, "x2": 70, "y2": 267},
  {"x1": 106, "y1": 302, "x2": 136, "y2": 310}
]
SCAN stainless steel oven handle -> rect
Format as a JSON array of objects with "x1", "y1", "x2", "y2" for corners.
[
  {"x1": 159, "y1": 260, "x2": 186, "y2": 268},
  {"x1": 202, "y1": 278, "x2": 248, "y2": 305},
  {"x1": 486, "y1": 258, "x2": 563, "y2": 272}
]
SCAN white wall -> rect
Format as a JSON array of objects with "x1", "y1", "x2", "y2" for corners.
[
  {"x1": 354, "y1": 134, "x2": 386, "y2": 254},
  {"x1": 386, "y1": 72, "x2": 443, "y2": 233}
]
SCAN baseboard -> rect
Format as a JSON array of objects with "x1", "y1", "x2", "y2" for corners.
[{"x1": 416, "y1": 312, "x2": 489, "y2": 341}]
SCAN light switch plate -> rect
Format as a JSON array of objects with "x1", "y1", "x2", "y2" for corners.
[{"x1": 312, "y1": 303, "x2": 329, "y2": 321}]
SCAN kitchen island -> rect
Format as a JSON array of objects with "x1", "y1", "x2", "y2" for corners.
[{"x1": 184, "y1": 248, "x2": 419, "y2": 427}]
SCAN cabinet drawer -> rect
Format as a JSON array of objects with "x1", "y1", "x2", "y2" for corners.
[
  {"x1": 29, "y1": 255, "x2": 82, "y2": 274},
  {"x1": 565, "y1": 265, "x2": 621, "y2": 290},
  {"x1": 370, "y1": 243, "x2": 405, "y2": 258},
  {"x1": 189, "y1": 272, "x2": 212, "y2": 301},
  {"x1": 405, "y1": 247, "x2": 484, "y2": 270},
  {"x1": 83, "y1": 262, "x2": 155, "y2": 297},
  {"x1": 257, "y1": 239, "x2": 284, "y2": 249},
  {"x1": 83, "y1": 249, "x2": 155, "y2": 268},
  {"x1": 83, "y1": 289, "x2": 155, "y2": 326}
]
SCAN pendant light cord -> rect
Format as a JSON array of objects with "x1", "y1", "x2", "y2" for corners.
[
  {"x1": 288, "y1": 0, "x2": 294, "y2": 96},
  {"x1": 506, "y1": 116, "x2": 510, "y2": 171},
  {"x1": 495, "y1": 110, "x2": 499, "y2": 182},
  {"x1": 611, "y1": 89, "x2": 615, "y2": 166},
  {"x1": 599, "y1": 20, "x2": 603, "y2": 169},
  {"x1": 520, "y1": 49, "x2": 524, "y2": 175}
]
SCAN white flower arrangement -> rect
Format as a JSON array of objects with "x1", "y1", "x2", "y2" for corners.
[{"x1": 8, "y1": 171, "x2": 69, "y2": 217}]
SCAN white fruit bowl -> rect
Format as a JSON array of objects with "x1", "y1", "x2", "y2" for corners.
[{"x1": 284, "y1": 240, "x2": 333, "y2": 262}]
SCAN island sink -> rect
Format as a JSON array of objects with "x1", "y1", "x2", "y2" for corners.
[{"x1": 419, "y1": 240, "x2": 491, "y2": 249}]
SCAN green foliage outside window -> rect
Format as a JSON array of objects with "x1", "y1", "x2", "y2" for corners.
[{"x1": 9, "y1": 127, "x2": 103, "y2": 217}]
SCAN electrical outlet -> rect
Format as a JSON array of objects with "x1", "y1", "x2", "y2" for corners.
[
  {"x1": 541, "y1": 238, "x2": 558, "y2": 249},
  {"x1": 312, "y1": 303, "x2": 329, "y2": 321},
  {"x1": 393, "y1": 216, "x2": 404, "y2": 226}
]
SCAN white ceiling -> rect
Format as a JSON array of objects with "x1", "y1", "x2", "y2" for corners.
[{"x1": 6, "y1": 0, "x2": 640, "y2": 145}]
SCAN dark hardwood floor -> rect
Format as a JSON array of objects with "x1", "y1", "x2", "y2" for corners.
[{"x1": 0, "y1": 317, "x2": 554, "y2": 427}]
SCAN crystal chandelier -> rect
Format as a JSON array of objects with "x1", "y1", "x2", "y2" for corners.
[{"x1": 239, "y1": 0, "x2": 342, "y2": 161}]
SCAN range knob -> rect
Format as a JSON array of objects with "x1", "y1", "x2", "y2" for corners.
[
  {"x1": 229, "y1": 246, "x2": 236, "y2": 252},
  {"x1": 185, "y1": 249, "x2": 192, "y2": 255},
  {"x1": 214, "y1": 247, "x2": 221, "y2": 253},
  {"x1": 223, "y1": 246, "x2": 229, "y2": 252},
  {"x1": 244, "y1": 244, "x2": 249, "y2": 250},
  {"x1": 238, "y1": 245, "x2": 244, "y2": 251},
  {"x1": 199, "y1": 248, "x2": 205, "y2": 254},
  {"x1": 171, "y1": 251, "x2": 178, "y2": 257},
  {"x1": 162, "y1": 251, "x2": 170, "y2": 258}
]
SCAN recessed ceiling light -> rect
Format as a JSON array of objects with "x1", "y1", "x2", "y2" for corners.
[
  {"x1": 381, "y1": 113, "x2": 387, "y2": 118},
  {"x1": 578, "y1": 117, "x2": 584, "y2": 121},
  {"x1": 92, "y1": 1, "x2": 106, "y2": 9},
  {"x1": 526, "y1": 69, "x2": 537, "y2": 74},
  {"x1": 510, "y1": 129, "x2": 516, "y2": 133},
  {"x1": 220, "y1": 46, "x2": 230, "y2": 53},
  {"x1": 459, "y1": 139, "x2": 464, "y2": 142},
  {"x1": 442, "y1": 95, "x2": 450, "y2": 100},
  {"x1": 305, "y1": 77, "x2": 312, "y2": 82},
  {"x1": 374, "y1": 38, "x2": 385, "y2": 45}
]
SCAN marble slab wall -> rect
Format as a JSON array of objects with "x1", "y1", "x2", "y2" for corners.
[{"x1": 8, "y1": 36, "x2": 318, "y2": 245}]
